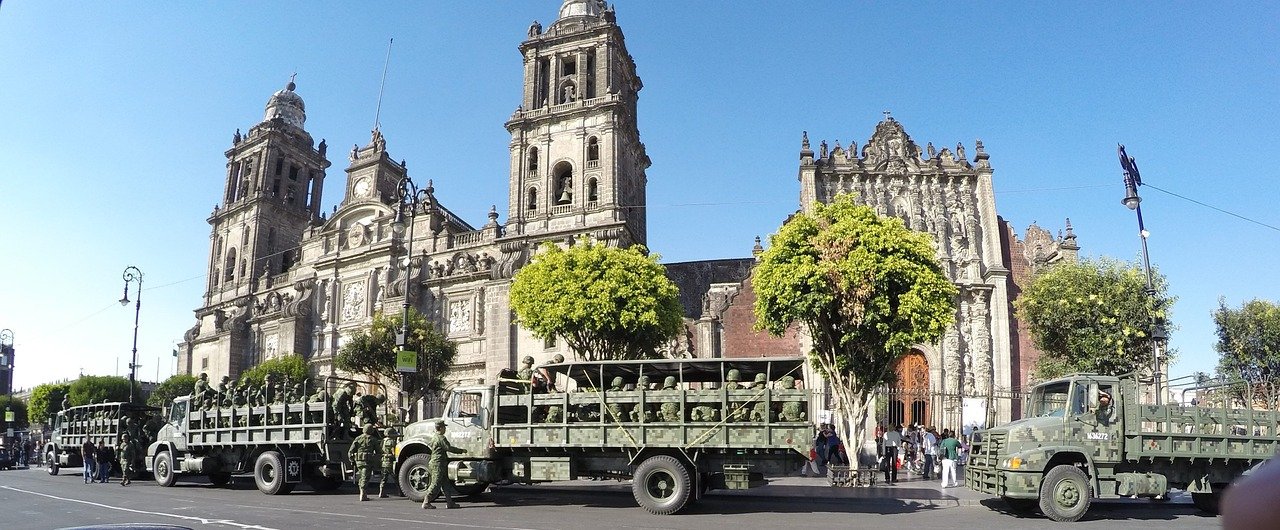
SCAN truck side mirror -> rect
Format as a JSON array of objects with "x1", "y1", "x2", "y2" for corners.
[{"x1": 1087, "y1": 383, "x2": 1099, "y2": 410}]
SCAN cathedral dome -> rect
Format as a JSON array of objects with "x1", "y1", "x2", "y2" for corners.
[
  {"x1": 263, "y1": 79, "x2": 306, "y2": 130},
  {"x1": 558, "y1": 0, "x2": 606, "y2": 20}
]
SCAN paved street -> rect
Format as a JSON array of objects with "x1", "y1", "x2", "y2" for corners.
[{"x1": 0, "y1": 466, "x2": 1218, "y2": 529}]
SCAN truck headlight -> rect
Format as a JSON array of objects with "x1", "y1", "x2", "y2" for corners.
[{"x1": 1002, "y1": 457, "x2": 1022, "y2": 470}]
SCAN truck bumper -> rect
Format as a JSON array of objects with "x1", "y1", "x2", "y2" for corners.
[{"x1": 965, "y1": 466, "x2": 1040, "y2": 499}]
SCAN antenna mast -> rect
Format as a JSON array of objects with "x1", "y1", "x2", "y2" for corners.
[{"x1": 374, "y1": 38, "x2": 394, "y2": 131}]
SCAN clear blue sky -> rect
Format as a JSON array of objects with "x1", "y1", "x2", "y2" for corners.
[{"x1": 1, "y1": 1, "x2": 1276, "y2": 391}]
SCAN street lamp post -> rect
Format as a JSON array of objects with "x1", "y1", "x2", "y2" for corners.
[
  {"x1": 1118, "y1": 145, "x2": 1166, "y2": 405},
  {"x1": 391, "y1": 176, "x2": 434, "y2": 421},
  {"x1": 1, "y1": 329, "x2": 13, "y2": 442},
  {"x1": 119, "y1": 266, "x2": 143, "y2": 404}
]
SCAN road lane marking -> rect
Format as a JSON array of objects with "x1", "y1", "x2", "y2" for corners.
[{"x1": 0, "y1": 485, "x2": 278, "y2": 530}]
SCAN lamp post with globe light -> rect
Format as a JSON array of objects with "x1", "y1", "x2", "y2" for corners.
[
  {"x1": 1119, "y1": 145, "x2": 1168, "y2": 405},
  {"x1": 119, "y1": 266, "x2": 143, "y2": 404},
  {"x1": 390, "y1": 176, "x2": 434, "y2": 421},
  {"x1": 1, "y1": 329, "x2": 13, "y2": 442}
]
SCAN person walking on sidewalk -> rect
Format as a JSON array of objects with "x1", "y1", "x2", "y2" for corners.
[
  {"x1": 97, "y1": 440, "x2": 115, "y2": 483},
  {"x1": 921, "y1": 426, "x2": 938, "y2": 480},
  {"x1": 882, "y1": 424, "x2": 902, "y2": 484},
  {"x1": 939, "y1": 429, "x2": 961, "y2": 487}
]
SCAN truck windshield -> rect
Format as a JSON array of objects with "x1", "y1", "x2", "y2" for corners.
[
  {"x1": 448, "y1": 391, "x2": 482, "y2": 418},
  {"x1": 1031, "y1": 382, "x2": 1071, "y2": 417}
]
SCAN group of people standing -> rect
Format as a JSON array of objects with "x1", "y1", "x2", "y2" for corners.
[
  {"x1": 79, "y1": 434, "x2": 139, "y2": 486},
  {"x1": 801, "y1": 424, "x2": 847, "y2": 476},
  {"x1": 877, "y1": 423, "x2": 964, "y2": 487},
  {"x1": 348, "y1": 420, "x2": 465, "y2": 509}
]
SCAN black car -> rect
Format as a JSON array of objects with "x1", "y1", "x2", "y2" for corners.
[{"x1": 0, "y1": 447, "x2": 16, "y2": 470}]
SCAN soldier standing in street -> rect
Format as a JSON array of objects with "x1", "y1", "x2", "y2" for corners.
[
  {"x1": 379, "y1": 427, "x2": 399, "y2": 498},
  {"x1": 421, "y1": 421, "x2": 465, "y2": 510},
  {"x1": 118, "y1": 433, "x2": 137, "y2": 486},
  {"x1": 348, "y1": 424, "x2": 381, "y2": 501}
]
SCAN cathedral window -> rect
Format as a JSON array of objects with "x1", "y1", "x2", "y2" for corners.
[
  {"x1": 527, "y1": 148, "x2": 538, "y2": 174},
  {"x1": 272, "y1": 178, "x2": 281, "y2": 197},
  {"x1": 240, "y1": 258, "x2": 247, "y2": 279},
  {"x1": 588, "y1": 178, "x2": 598, "y2": 202},
  {"x1": 288, "y1": 165, "x2": 299, "y2": 181},
  {"x1": 274, "y1": 157, "x2": 284, "y2": 176},
  {"x1": 585, "y1": 50, "x2": 596, "y2": 99},
  {"x1": 587, "y1": 137, "x2": 599, "y2": 163},
  {"x1": 553, "y1": 162, "x2": 573, "y2": 205},
  {"x1": 561, "y1": 57, "x2": 576, "y2": 77},
  {"x1": 544, "y1": 335, "x2": 556, "y2": 349},
  {"x1": 527, "y1": 187, "x2": 538, "y2": 211},
  {"x1": 224, "y1": 248, "x2": 237, "y2": 281}
]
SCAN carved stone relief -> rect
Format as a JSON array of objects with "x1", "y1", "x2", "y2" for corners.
[
  {"x1": 448, "y1": 299, "x2": 471, "y2": 335},
  {"x1": 341, "y1": 282, "x2": 365, "y2": 322}
]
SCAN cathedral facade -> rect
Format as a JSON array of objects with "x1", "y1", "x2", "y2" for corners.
[{"x1": 180, "y1": 1, "x2": 646, "y2": 404}]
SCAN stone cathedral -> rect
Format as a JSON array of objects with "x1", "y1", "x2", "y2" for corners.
[{"x1": 179, "y1": 0, "x2": 1079, "y2": 427}]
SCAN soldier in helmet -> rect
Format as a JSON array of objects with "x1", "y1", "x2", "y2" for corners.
[
  {"x1": 516, "y1": 356, "x2": 535, "y2": 382},
  {"x1": 358, "y1": 391, "x2": 386, "y2": 427},
  {"x1": 192, "y1": 372, "x2": 211, "y2": 399},
  {"x1": 778, "y1": 375, "x2": 807, "y2": 422},
  {"x1": 725, "y1": 369, "x2": 743, "y2": 390},
  {"x1": 421, "y1": 421, "x2": 466, "y2": 509},
  {"x1": 332, "y1": 381, "x2": 356, "y2": 436},
  {"x1": 659, "y1": 376, "x2": 681, "y2": 422},
  {"x1": 630, "y1": 375, "x2": 655, "y2": 422},
  {"x1": 117, "y1": 433, "x2": 138, "y2": 486},
  {"x1": 605, "y1": 376, "x2": 629, "y2": 422},
  {"x1": 348, "y1": 424, "x2": 381, "y2": 501},
  {"x1": 379, "y1": 427, "x2": 399, "y2": 498}
]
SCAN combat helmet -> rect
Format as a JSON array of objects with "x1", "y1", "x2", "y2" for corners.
[
  {"x1": 726, "y1": 369, "x2": 741, "y2": 382},
  {"x1": 522, "y1": 355, "x2": 534, "y2": 365},
  {"x1": 754, "y1": 373, "x2": 768, "y2": 384},
  {"x1": 662, "y1": 376, "x2": 678, "y2": 390},
  {"x1": 363, "y1": 424, "x2": 377, "y2": 435}
]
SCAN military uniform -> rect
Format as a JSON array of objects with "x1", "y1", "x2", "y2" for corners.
[
  {"x1": 379, "y1": 429, "x2": 398, "y2": 497},
  {"x1": 118, "y1": 434, "x2": 137, "y2": 486},
  {"x1": 421, "y1": 423, "x2": 465, "y2": 509},
  {"x1": 332, "y1": 383, "x2": 356, "y2": 435},
  {"x1": 348, "y1": 424, "x2": 381, "y2": 501}
]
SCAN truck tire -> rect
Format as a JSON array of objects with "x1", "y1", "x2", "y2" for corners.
[
  {"x1": 154, "y1": 452, "x2": 177, "y2": 487},
  {"x1": 1192, "y1": 491, "x2": 1222, "y2": 514},
  {"x1": 1003, "y1": 497, "x2": 1038, "y2": 515},
  {"x1": 398, "y1": 453, "x2": 433, "y2": 503},
  {"x1": 1039, "y1": 465, "x2": 1091, "y2": 522},
  {"x1": 254, "y1": 451, "x2": 288, "y2": 495},
  {"x1": 47, "y1": 451, "x2": 58, "y2": 476},
  {"x1": 209, "y1": 472, "x2": 232, "y2": 487},
  {"x1": 631, "y1": 455, "x2": 692, "y2": 515}
]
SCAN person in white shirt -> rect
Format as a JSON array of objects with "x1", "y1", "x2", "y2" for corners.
[
  {"x1": 882, "y1": 424, "x2": 903, "y2": 484},
  {"x1": 921, "y1": 427, "x2": 938, "y2": 480}
]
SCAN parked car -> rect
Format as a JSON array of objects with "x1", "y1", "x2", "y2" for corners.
[{"x1": 0, "y1": 446, "x2": 18, "y2": 469}]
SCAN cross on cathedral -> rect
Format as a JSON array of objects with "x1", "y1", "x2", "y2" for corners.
[{"x1": 882, "y1": 110, "x2": 893, "y2": 120}]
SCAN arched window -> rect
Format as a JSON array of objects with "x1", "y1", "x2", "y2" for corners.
[
  {"x1": 527, "y1": 187, "x2": 538, "y2": 210},
  {"x1": 241, "y1": 227, "x2": 249, "y2": 247},
  {"x1": 224, "y1": 248, "x2": 237, "y2": 282},
  {"x1": 553, "y1": 162, "x2": 573, "y2": 205},
  {"x1": 587, "y1": 137, "x2": 599, "y2": 162},
  {"x1": 587, "y1": 178, "x2": 598, "y2": 202},
  {"x1": 527, "y1": 147, "x2": 538, "y2": 174}
]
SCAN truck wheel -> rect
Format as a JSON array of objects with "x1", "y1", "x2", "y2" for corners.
[
  {"x1": 1003, "y1": 497, "x2": 1038, "y2": 515},
  {"x1": 398, "y1": 453, "x2": 433, "y2": 503},
  {"x1": 154, "y1": 453, "x2": 177, "y2": 487},
  {"x1": 1039, "y1": 466, "x2": 1091, "y2": 522},
  {"x1": 1192, "y1": 491, "x2": 1223, "y2": 514},
  {"x1": 254, "y1": 451, "x2": 288, "y2": 495},
  {"x1": 47, "y1": 451, "x2": 59, "y2": 476},
  {"x1": 632, "y1": 455, "x2": 691, "y2": 515},
  {"x1": 209, "y1": 472, "x2": 232, "y2": 487}
]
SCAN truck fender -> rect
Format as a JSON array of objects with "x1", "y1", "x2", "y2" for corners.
[
  {"x1": 146, "y1": 441, "x2": 177, "y2": 471},
  {"x1": 395, "y1": 440, "x2": 433, "y2": 468},
  {"x1": 628, "y1": 447, "x2": 697, "y2": 470},
  {"x1": 1025, "y1": 447, "x2": 1098, "y2": 495}
]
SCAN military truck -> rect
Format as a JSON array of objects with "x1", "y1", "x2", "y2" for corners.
[
  {"x1": 44, "y1": 402, "x2": 161, "y2": 476},
  {"x1": 395, "y1": 357, "x2": 812, "y2": 514},
  {"x1": 965, "y1": 373, "x2": 1280, "y2": 522},
  {"x1": 147, "y1": 377, "x2": 385, "y2": 494}
]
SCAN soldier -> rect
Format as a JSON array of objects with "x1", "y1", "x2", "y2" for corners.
[
  {"x1": 725, "y1": 369, "x2": 743, "y2": 390},
  {"x1": 515, "y1": 356, "x2": 535, "y2": 382},
  {"x1": 658, "y1": 376, "x2": 681, "y2": 422},
  {"x1": 420, "y1": 421, "x2": 465, "y2": 510},
  {"x1": 332, "y1": 381, "x2": 356, "y2": 435},
  {"x1": 310, "y1": 382, "x2": 330, "y2": 403},
  {"x1": 61, "y1": 394, "x2": 70, "y2": 412},
  {"x1": 118, "y1": 433, "x2": 137, "y2": 486},
  {"x1": 262, "y1": 374, "x2": 278, "y2": 405},
  {"x1": 749, "y1": 373, "x2": 768, "y2": 389},
  {"x1": 778, "y1": 375, "x2": 807, "y2": 422},
  {"x1": 359, "y1": 391, "x2": 387, "y2": 427},
  {"x1": 192, "y1": 372, "x2": 211, "y2": 399},
  {"x1": 604, "y1": 376, "x2": 628, "y2": 422},
  {"x1": 533, "y1": 354, "x2": 564, "y2": 393},
  {"x1": 348, "y1": 424, "x2": 381, "y2": 501},
  {"x1": 379, "y1": 427, "x2": 399, "y2": 498},
  {"x1": 216, "y1": 376, "x2": 231, "y2": 407},
  {"x1": 630, "y1": 375, "x2": 655, "y2": 422}
]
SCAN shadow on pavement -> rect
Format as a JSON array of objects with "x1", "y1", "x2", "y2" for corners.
[{"x1": 977, "y1": 498, "x2": 1214, "y2": 523}]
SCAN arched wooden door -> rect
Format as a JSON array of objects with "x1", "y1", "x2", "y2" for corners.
[{"x1": 890, "y1": 350, "x2": 929, "y2": 427}]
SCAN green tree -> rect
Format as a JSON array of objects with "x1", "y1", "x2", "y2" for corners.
[
  {"x1": 67, "y1": 375, "x2": 137, "y2": 406},
  {"x1": 238, "y1": 354, "x2": 310, "y2": 387},
  {"x1": 753, "y1": 196, "x2": 957, "y2": 458},
  {"x1": 28, "y1": 382, "x2": 71, "y2": 426},
  {"x1": 0, "y1": 395, "x2": 29, "y2": 429},
  {"x1": 148, "y1": 374, "x2": 198, "y2": 408},
  {"x1": 335, "y1": 308, "x2": 457, "y2": 419},
  {"x1": 1213, "y1": 298, "x2": 1280, "y2": 408},
  {"x1": 510, "y1": 241, "x2": 684, "y2": 362},
  {"x1": 1015, "y1": 258, "x2": 1174, "y2": 381}
]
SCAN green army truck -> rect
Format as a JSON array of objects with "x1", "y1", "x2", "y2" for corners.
[
  {"x1": 395, "y1": 357, "x2": 813, "y2": 514},
  {"x1": 45, "y1": 402, "x2": 161, "y2": 477},
  {"x1": 146, "y1": 378, "x2": 383, "y2": 494},
  {"x1": 966, "y1": 373, "x2": 1279, "y2": 522}
]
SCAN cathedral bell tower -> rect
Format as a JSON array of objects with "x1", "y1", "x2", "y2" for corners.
[{"x1": 504, "y1": 0, "x2": 650, "y2": 247}]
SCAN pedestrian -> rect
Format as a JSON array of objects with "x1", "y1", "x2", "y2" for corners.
[
  {"x1": 825, "y1": 426, "x2": 846, "y2": 467},
  {"x1": 801, "y1": 425, "x2": 822, "y2": 477},
  {"x1": 97, "y1": 440, "x2": 114, "y2": 483},
  {"x1": 20, "y1": 439, "x2": 30, "y2": 467},
  {"x1": 882, "y1": 423, "x2": 902, "y2": 484},
  {"x1": 813, "y1": 426, "x2": 830, "y2": 475},
  {"x1": 81, "y1": 439, "x2": 97, "y2": 484},
  {"x1": 921, "y1": 426, "x2": 938, "y2": 480},
  {"x1": 118, "y1": 433, "x2": 137, "y2": 486},
  {"x1": 940, "y1": 429, "x2": 962, "y2": 488},
  {"x1": 420, "y1": 421, "x2": 466, "y2": 509}
]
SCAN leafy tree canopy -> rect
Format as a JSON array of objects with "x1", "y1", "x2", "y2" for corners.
[
  {"x1": 67, "y1": 375, "x2": 137, "y2": 407},
  {"x1": 1213, "y1": 298, "x2": 1280, "y2": 407},
  {"x1": 753, "y1": 195, "x2": 956, "y2": 457},
  {"x1": 148, "y1": 374, "x2": 198, "y2": 408},
  {"x1": 1014, "y1": 257, "x2": 1174, "y2": 380},
  {"x1": 0, "y1": 395, "x2": 29, "y2": 429},
  {"x1": 335, "y1": 308, "x2": 457, "y2": 413},
  {"x1": 510, "y1": 241, "x2": 684, "y2": 362},
  {"x1": 28, "y1": 382, "x2": 71, "y2": 426},
  {"x1": 238, "y1": 354, "x2": 310, "y2": 388}
]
